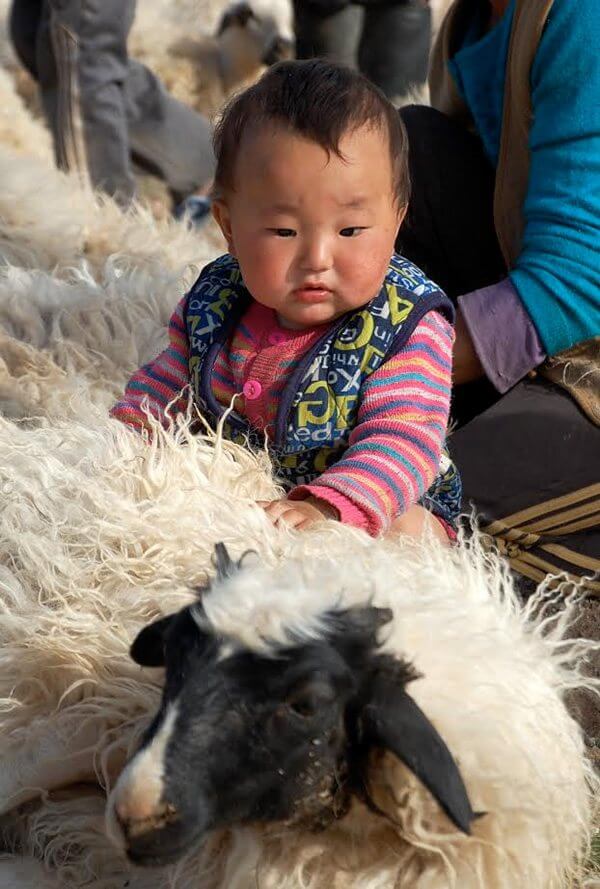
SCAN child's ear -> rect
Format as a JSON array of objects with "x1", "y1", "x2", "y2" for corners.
[
  {"x1": 212, "y1": 200, "x2": 236, "y2": 256},
  {"x1": 396, "y1": 203, "x2": 408, "y2": 230}
]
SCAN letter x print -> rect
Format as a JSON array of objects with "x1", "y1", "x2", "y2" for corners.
[{"x1": 337, "y1": 367, "x2": 362, "y2": 392}]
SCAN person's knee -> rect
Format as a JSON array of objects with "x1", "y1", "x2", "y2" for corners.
[{"x1": 399, "y1": 104, "x2": 455, "y2": 144}]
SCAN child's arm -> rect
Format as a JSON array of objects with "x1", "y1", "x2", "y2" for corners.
[
  {"x1": 110, "y1": 295, "x2": 191, "y2": 431},
  {"x1": 287, "y1": 311, "x2": 454, "y2": 535}
]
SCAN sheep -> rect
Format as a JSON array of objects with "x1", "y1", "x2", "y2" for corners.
[
  {"x1": 107, "y1": 543, "x2": 477, "y2": 866},
  {"x1": 135, "y1": 2, "x2": 293, "y2": 119}
]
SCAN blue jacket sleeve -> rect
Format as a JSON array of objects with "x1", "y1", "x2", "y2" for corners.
[{"x1": 509, "y1": 0, "x2": 600, "y2": 357}]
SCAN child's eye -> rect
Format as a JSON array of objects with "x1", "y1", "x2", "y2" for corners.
[
  {"x1": 269, "y1": 228, "x2": 296, "y2": 238},
  {"x1": 339, "y1": 227, "x2": 365, "y2": 237}
]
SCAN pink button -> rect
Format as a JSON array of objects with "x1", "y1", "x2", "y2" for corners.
[
  {"x1": 243, "y1": 379, "x2": 262, "y2": 400},
  {"x1": 268, "y1": 331, "x2": 286, "y2": 346}
]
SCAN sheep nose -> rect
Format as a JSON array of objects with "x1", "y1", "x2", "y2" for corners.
[
  {"x1": 116, "y1": 798, "x2": 180, "y2": 842},
  {"x1": 109, "y1": 791, "x2": 211, "y2": 866}
]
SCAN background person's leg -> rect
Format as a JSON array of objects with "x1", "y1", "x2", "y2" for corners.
[
  {"x1": 449, "y1": 376, "x2": 600, "y2": 737},
  {"x1": 8, "y1": 0, "x2": 43, "y2": 79},
  {"x1": 32, "y1": 0, "x2": 214, "y2": 206},
  {"x1": 35, "y1": 0, "x2": 137, "y2": 202},
  {"x1": 397, "y1": 104, "x2": 507, "y2": 423},
  {"x1": 358, "y1": 1, "x2": 431, "y2": 98},
  {"x1": 293, "y1": 0, "x2": 363, "y2": 67},
  {"x1": 124, "y1": 60, "x2": 215, "y2": 205},
  {"x1": 396, "y1": 105, "x2": 506, "y2": 298}
]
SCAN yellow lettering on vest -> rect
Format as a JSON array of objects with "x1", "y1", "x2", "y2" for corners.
[
  {"x1": 387, "y1": 284, "x2": 414, "y2": 325},
  {"x1": 314, "y1": 446, "x2": 339, "y2": 473},
  {"x1": 209, "y1": 288, "x2": 235, "y2": 320},
  {"x1": 188, "y1": 314, "x2": 201, "y2": 335},
  {"x1": 360, "y1": 343, "x2": 385, "y2": 373},
  {"x1": 189, "y1": 355, "x2": 200, "y2": 387},
  {"x1": 334, "y1": 311, "x2": 373, "y2": 351},
  {"x1": 297, "y1": 381, "x2": 335, "y2": 426},
  {"x1": 334, "y1": 394, "x2": 357, "y2": 429}
]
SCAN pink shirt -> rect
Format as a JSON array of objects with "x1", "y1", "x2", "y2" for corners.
[{"x1": 111, "y1": 298, "x2": 454, "y2": 536}]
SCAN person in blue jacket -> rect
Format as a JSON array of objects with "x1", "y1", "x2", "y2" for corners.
[{"x1": 394, "y1": 0, "x2": 600, "y2": 591}]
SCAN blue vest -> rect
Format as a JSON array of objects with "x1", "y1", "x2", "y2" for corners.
[{"x1": 185, "y1": 254, "x2": 462, "y2": 526}]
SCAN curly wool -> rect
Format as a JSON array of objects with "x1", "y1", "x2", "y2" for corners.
[{"x1": 0, "y1": 405, "x2": 597, "y2": 889}]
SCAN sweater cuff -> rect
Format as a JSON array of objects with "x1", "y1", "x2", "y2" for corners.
[
  {"x1": 289, "y1": 485, "x2": 373, "y2": 533},
  {"x1": 458, "y1": 278, "x2": 546, "y2": 393}
]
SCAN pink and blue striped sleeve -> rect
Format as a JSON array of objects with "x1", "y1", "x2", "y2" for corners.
[
  {"x1": 110, "y1": 295, "x2": 191, "y2": 431},
  {"x1": 289, "y1": 311, "x2": 454, "y2": 536}
]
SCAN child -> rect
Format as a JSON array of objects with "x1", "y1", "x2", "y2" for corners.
[{"x1": 111, "y1": 59, "x2": 461, "y2": 540}]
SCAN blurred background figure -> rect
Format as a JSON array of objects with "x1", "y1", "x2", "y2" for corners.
[
  {"x1": 293, "y1": 0, "x2": 431, "y2": 99},
  {"x1": 8, "y1": 0, "x2": 216, "y2": 208}
]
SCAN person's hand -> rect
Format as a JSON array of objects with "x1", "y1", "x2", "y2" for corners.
[
  {"x1": 453, "y1": 308, "x2": 485, "y2": 385},
  {"x1": 258, "y1": 496, "x2": 338, "y2": 530}
]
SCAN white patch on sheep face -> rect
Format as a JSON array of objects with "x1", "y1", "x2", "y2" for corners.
[{"x1": 106, "y1": 702, "x2": 179, "y2": 847}]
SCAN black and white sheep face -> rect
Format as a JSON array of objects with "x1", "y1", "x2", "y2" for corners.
[{"x1": 107, "y1": 557, "x2": 476, "y2": 868}]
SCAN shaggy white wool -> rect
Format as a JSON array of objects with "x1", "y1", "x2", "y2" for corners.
[
  {"x1": 0, "y1": 69, "x2": 52, "y2": 162},
  {"x1": 0, "y1": 148, "x2": 224, "y2": 276},
  {"x1": 0, "y1": 409, "x2": 597, "y2": 889}
]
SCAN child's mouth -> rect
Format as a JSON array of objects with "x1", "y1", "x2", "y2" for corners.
[{"x1": 294, "y1": 286, "x2": 331, "y2": 303}]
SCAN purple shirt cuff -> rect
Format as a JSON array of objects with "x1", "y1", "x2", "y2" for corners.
[{"x1": 458, "y1": 278, "x2": 546, "y2": 393}]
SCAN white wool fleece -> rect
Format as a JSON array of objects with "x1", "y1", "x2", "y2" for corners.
[{"x1": 0, "y1": 409, "x2": 596, "y2": 889}]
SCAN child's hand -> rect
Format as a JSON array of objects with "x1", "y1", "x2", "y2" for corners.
[{"x1": 258, "y1": 496, "x2": 338, "y2": 530}]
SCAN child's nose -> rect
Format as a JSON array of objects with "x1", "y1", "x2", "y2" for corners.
[{"x1": 300, "y1": 237, "x2": 332, "y2": 273}]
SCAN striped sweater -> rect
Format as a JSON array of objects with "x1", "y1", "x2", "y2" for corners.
[{"x1": 111, "y1": 299, "x2": 454, "y2": 535}]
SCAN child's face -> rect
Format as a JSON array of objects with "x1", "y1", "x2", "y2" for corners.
[{"x1": 213, "y1": 123, "x2": 406, "y2": 329}]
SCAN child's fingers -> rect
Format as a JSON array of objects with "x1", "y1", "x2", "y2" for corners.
[
  {"x1": 294, "y1": 517, "x2": 316, "y2": 531},
  {"x1": 257, "y1": 499, "x2": 320, "y2": 530},
  {"x1": 260, "y1": 500, "x2": 287, "y2": 520}
]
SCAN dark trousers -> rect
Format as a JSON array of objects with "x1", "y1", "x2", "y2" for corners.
[
  {"x1": 293, "y1": 0, "x2": 431, "y2": 98},
  {"x1": 9, "y1": 0, "x2": 215, "y2": 205},
  {"x1": 396, "y1": 106, "x2": 600, "y2": 592}
]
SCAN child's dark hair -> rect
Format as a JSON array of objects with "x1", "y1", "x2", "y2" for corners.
[{"x1": 213, "y1": 59, "x2": 410, "y2": 207}]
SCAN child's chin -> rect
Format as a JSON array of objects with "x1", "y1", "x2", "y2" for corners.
[{"x1": 278, "y1": 308, "x2": 335, "y2": 330}]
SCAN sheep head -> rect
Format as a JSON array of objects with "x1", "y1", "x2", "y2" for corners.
[
  {"x1": 106, "y1": 545, "x2": 476, "y2": 867},
  {"x1": 216, "y1": 3, "x2": 293, "y2": 93}
]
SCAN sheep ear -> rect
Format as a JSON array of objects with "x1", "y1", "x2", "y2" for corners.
[
  {"x1": 333, "y1": 606, "x2": 393, "y2": 639},
  {"x1": 213, "y1": 542, "x2": 236, "y2": 581},
  {"x1": 361, "y1": 673, "x2": 477, "y2": 834},
  {"x1": 217, "y1": 2, "x2": 256, "y2": 34},
  {"x1": 130, "y1": 615, "x2": 174, "y2": 667},
  {"x1": 261, "y1": 35, "x2": 293, "y2": 66}
]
